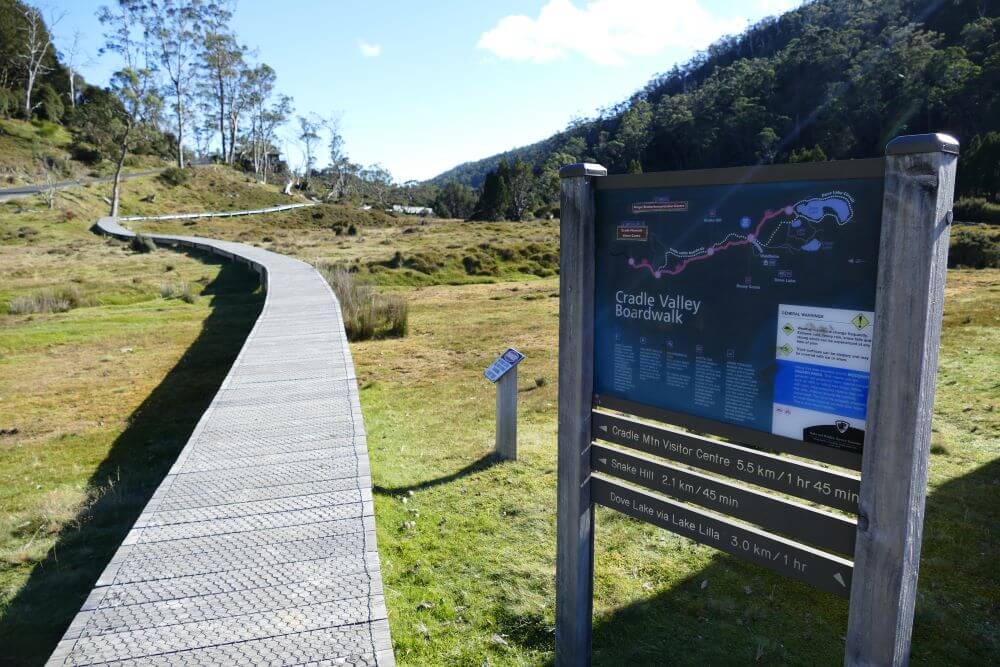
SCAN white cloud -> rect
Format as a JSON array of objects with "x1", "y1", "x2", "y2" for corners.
[
  {"x1": 477, "y1": 0, "x2": 747, "y2": 66},
  {"x1": 358, "y1": 39, "x2": 381, "y2": 58}
]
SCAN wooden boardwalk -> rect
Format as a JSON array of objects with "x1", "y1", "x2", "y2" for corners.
[{"x1": 48, "y1": 218, "x2": 393, "y2": 666}]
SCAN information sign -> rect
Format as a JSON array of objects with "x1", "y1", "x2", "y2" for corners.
[
  {"x1": 590, "y1": 443, "x2": 856, "y2": 555},
  {"x1": 484, "y1": 347, "x2": 524, "y2": 383},
  {"x1": 594, "y1": 176, "x2": 883, "y2": 457},
  {"x1": 556, "y1": 135, "x2": 958, "y2": 666},
  {"x1": 590, "y1": 410, "x2": 860, "y2": 513},
  {"x1": 592, "y1": 477, "x2": 853, "y2": 596}
]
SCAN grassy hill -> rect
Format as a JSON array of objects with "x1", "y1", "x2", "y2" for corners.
[{"x1": 0, "y1": 117, "x2": 169, "y2": 191}]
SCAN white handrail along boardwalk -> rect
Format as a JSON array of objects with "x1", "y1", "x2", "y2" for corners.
[{"x1": 48, "y1": 218, "x2": 394, "y2": 666}]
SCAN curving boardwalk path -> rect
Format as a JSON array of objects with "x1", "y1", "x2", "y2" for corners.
[{"x1": 49, "y1": 218, "x2": 393, "y2": 666}]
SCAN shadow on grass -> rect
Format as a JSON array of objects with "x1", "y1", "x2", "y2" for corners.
[
  {"x1": 0, "y1": 251, "x2": 264, "y2": 666},
  {"x1": 493, "y1": 456, "x2": 999, "y2": 666},
  {"x1": 583, "y1": 456, "x2": 999, "y2": 665},
  {"x1": 373, "y1": 453, "x2": 501, "y2": 496}
]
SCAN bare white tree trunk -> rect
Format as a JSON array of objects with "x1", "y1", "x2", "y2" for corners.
[
  {"x1": 19, "y1": 8, "x2": 55, "y2": 118},
  {"x1": 176, "y1": 87, "x2": 185, "y2": 168},
  {"x1": 111, "y1": 147, "x2": 127, "y2": 217},
  {"x1": 110, "y1": 121, "x2": 133, "y2": 217}
]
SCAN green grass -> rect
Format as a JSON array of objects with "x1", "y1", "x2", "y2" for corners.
[
  {"x1": 135, "y1": 212, "x2": 562, "y2": 287},
  {"x1": 0, "y1": 175, "x2": 269, "y2": 664},
  {"x1": 0, "y1": 256, "x2": 264, "y2": 665},
  {"x1": 115, "y1": 164, "x2": 304, "y2": 217},
  {"x1": 0, "y1": 117, "x2": 138, "y2": 187},
  {"x1": 352, "y1": 272, "x2": 998, "y2": 665}
]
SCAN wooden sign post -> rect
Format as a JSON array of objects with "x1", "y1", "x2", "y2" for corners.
[
  {"x1": 556, "y1": 162, "x2": 605, "y2": 666},
  {"x1": 485, "y1": 348, "x2": 526, "y2": 461},
  {"x1": 554, "y1": 135, "x2": 958, "y2": 666},
  {"x1": 846, "y1": 134, "x2": 959, "y2": 665}
]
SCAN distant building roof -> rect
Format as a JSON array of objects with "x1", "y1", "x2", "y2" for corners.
[{"x1": 391, "y1": 204, "x2": 434, "y2": 216}]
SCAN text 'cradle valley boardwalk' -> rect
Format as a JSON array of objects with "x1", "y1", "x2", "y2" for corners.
[{"x1": 48, "y1": 218, "x2": 393, "y2": 666}]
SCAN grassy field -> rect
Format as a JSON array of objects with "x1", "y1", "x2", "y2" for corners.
[
  {"x1": 0, "y1": 170, "x2": 274, "y2": 664},
  {"x1": 0, "y1": 163, "x2": 996, "y2": 665},
  {"x1": 142, "y1": 202, "x2": 998, "y2": 664},
  {"x1": 355, "y1": 270, "x2": 998, "y2": 666}
]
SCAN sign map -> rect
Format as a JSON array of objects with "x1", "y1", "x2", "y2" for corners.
[
  {"x1": 594, "y1": 177, "x2": 884, "y2": 454},
  {"x1": 484, "y1": 347, "x2": 525, "y2": 383}
]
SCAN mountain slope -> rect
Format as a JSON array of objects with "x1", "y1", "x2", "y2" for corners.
[{"x1": 431, "y1": 0, "x2": 999, "y2": 197}]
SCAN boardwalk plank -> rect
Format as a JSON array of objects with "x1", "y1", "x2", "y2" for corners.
[{"x1": 48, "y1": 218, "x2": 393, "y2": 666}]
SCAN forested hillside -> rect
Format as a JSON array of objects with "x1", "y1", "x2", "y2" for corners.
[
  {"x1": 433, "y1": 0, "x2": 999, "y2": 213},
  {"x1": 0, "y1": 0, "x2": 300, "y2": 213}
]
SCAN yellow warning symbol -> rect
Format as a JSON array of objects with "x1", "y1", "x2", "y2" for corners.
[
  {"x1": 852, "y1": 313, "x2": 871, "y2": 330},
  {"x1": 778, "y1": 343, "x2": 793, "y2": 356},
  {"x1": 782, "y1": 324, "x2": 794, "y2": 335}
]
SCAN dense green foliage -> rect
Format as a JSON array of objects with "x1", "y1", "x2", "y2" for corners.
[
  {"x1": 0, "y1": 0, "x2": 177, "y2": 172},
  {"x1": 436, "y1": 0, "x2": 1000, "y2": 212},
  {"x1": 949, "y1": 225, "x2": 1000, "y2": 268},
  {"x1": 432, "y1": 180, "x2": 477, "y2": 219},
  {"x1": 0, "y1": 0, "x2": 67, "y2": 121}
]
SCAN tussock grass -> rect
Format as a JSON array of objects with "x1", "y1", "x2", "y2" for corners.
[
  {"x1": 159, "y1": 281, "x2": 196, "y2": 303},
  {"x1": 0, "y1": 199, "x2": 265, "y2": 661},
  {"x1": 130, "y1": 234, "x2": 157, "y2": 253},
  {"x1": 316, "y1": 262, "x2": 408, "y2": 340},
  {"x1": 6, "y1": 285, "x2": 92, "y2": 314}
]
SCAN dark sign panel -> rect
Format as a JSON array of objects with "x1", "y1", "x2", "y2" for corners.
[
  {"x1": 591, "y1": 410, "x2": 861, "y2": 513},
  {"x1": 484, "y1": 347, "x2": 525, "y2": 383},
  {"x1": 591, "y1": 443, "x2": 856, "y2": 555},
  {"x1": 593, "y1": 174, "x2": 883, "y2": 461},
  {"x1": 592, "y1": 477, "x2": 853, "y2": 597}
]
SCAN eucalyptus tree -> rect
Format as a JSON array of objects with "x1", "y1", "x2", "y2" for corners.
[
  {"x1": 322, "y1": 114, "x2": 352, "y2": 200},
  {"x1": 61, "y1": 29, "x2": 88, "y2": 110},
  {"x1": 17, "y1": 4, "x2": 61, "y2": 118},
  {"x1": 201, "y1": 29, "x2": 246, "y2": 164},
  {"x1": 97, "y1": 0, "x2": 162, "y2": 216},
  {"x1": 360, "y1": 164, "x2": 393, "y2": 207},
  {"x1": 297, "y1": 114, "x2": 321, "y2": 177},
  {"x1": 244, "y1": 63, "x2": 290, "y2": 182},
  {"x1": 148, "y1": 0, "x2": 227, "y2": 167}
]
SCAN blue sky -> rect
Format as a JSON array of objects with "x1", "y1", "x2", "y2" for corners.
[{"x1": 51, "y1": 0, "x2": 801, "y2": 182}]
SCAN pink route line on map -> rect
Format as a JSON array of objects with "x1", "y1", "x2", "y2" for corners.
[{"x1": 629, "y1": 204, "x2": 794, "y2": 278}]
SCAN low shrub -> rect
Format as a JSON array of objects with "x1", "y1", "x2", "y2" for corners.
[
  {"x1": 159, "y1": 282, "x2": 196, "y2": 303},
  {"x1": 462, "y1": 252, "x2": 499, "y2": 276},
  {"x1": 130, "y1": 234, "x2": 157, "y2": 253},
  {"x1": 954, "y1": 197, "x2": 1000, "y2": 225},
  {"x1": 315, "y1": 263, "x2": 409, "y2": 341},
  {"x1": 402, "y1": 253, "x2": 442, "y2": 275},
  {"x1": 373, "y1": 251, "x2": 441, "y2": 275},
  {"x1": 158, "y1": 166, "x2": 189, "y2": 187},
  {"x1": 949, "y1": 226, "x2": 1000, "y2": 268},
  {"x1": 7, "y1": 286, "x2": 91, "y2": 315},
  {"x1": 70, "y1": 142, "x2": 103, "y2": 165}
]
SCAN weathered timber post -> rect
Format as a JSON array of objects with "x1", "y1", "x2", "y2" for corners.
[
  {"x1": 556, "y1": 163, "x2": 606, "y2": 666},
  {"x1": 845, "y1": 133, "x2": 959, "y2": 666},
  {"x1": 495, "y1": 364, "x2": 518, "y2": 460}
]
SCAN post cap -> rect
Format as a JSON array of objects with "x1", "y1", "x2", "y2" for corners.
[
  {"x1": 559, "y1": 163, "x2": 608, "y2": 178},
  {"x1": 886, "y1": 133, "x2": 959, "y2": 156}
]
